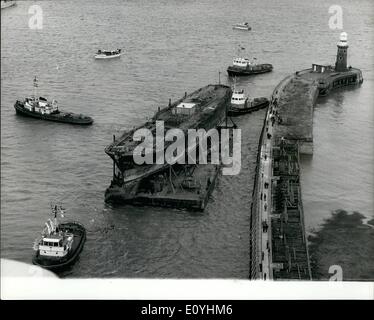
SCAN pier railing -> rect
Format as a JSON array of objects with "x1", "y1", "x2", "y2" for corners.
[
  {"x1": 249, "y1": 74, "x2": 295, "y2": 280},
  {"x1": 249, "y1": 106, "x2": 269, "y2": 279}
]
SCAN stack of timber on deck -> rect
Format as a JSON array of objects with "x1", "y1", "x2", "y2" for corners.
[{"x1": 270, "y1": 139, "x2": 311, "y2": 280}]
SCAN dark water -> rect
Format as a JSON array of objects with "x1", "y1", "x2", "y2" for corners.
[
  {"x1": 308, "y1": 210, "x2": 374, "y2": 281},
  {"x1": 1, "y1": 0, "x2": 373, "y2": 278}
]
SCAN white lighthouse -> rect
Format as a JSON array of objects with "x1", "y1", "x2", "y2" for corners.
[{"x1": 335, "y1": 32, "x2": 348, "y2": 72}]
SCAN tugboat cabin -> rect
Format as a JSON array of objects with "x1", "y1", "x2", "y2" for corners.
[
  {"x1": 231, "y1": 89, "x2": 247, "y2": 106},
  {"x1": 24, "y1": 96, "x2": 59, "y2": 114},
  {"x1": 233, "y1": 57, "x2": 251, "y2": 68},
  {"x1": 38, "y1": 233, "x2": 73, "y2": 257},
  {"x1": 231, "y1": 89, "x2": 252, "y2": 110}
]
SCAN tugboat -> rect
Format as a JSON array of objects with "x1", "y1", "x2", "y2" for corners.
[
  {"x1": 232, "y1": 22, "x2": 251, "y2": 31},
  {"x1": 228, "y1": 86, "x2": 269, "y2": 116},
  {"x1": 227, "y1": 46, "x2": 273, "y2": 76},
  {"x1": 95, "y1": 48, "x2": 122, "y2": 59},
  {"x1": 14, "y1": 77, "x2": 93, "y2": 125},
  {"x1": 32, "y1": 205, "x2": 86, "y2": 271}
]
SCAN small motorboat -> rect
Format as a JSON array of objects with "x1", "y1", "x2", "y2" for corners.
[
  {"x1": 32, "y1": 205, "x2": 86, "y2": 271},
  {"x1": 233, "y1": 22, "x2": 251, "y2": 31},
  {"x1": 95, "y1": 48, "x2": 122, "y2": 59},
  {"x1": 1, "y1": 0, "x2": 16, "y2": 9},
  {"x1": 228, "y1": 86, "x2": 269, "y2": 116},
  {"x1": 14, "y1": 77, "x2": 93, "y2": 125}
]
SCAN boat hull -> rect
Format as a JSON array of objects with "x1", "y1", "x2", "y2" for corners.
[
  {"x1": 14, "y1": 101, "x2": 93, "y2": 125},
  {"x1": 32, "y1": 222, "x2": 86, "y2": 271},
  {"x1": 95, "y1": 53, "x2": 122, "y2": 59},
  {"x1": 105, "y1": 164, "x2": 220, "y2": 211},
  {"x1": 228, "y1": 97, "x2": 269, "y2": 116},
  {"x1": 233, "y1": 26, "x2": 251, "y2": 31},
  {"x1": 227, "y1": 64, "x2": 273, "y2": 76}
]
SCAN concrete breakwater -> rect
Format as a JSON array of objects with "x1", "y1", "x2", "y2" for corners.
[
  {"x1": 272, "y1": 76, "x2": 319, "y2": 154},
  {"x1": 249, "y1": 32, "x2": 363, "y2": 280}
]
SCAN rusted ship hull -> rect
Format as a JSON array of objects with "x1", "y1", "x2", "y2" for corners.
[
  {"x1": 105, "y1": 84, "x2": 232, "y2": 181},
  {"x1": 104, "y1": 84, "x2": 232, "y2": 209},
  {"x1": 105, "y1": 164, "x2": 220, "y2": 211}
]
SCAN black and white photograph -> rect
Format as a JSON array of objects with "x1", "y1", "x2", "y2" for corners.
[{"x1": 1, "y1": 0, "x2": 373, "y2": 301}]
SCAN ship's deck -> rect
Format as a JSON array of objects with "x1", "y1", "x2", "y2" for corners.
[{"x1": 106, "y1": 84, "x2": 231, "y2": 155}]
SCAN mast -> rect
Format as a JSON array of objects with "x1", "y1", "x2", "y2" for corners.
[
  {"x1": 54, "y1": 205, "x2": 58, "y2": 229},
  {"x1": 45, "y1": 222, "x2": 51, "y2": 235},
  {"x1": 225, "y1": 98, "x2": 228, "y2": 128},
  {"x1": 112, "y1": 135, "x2": 116, "y2": 180},
  {"x1": 33, "y1": 76, "x2": 38, "y2": 101}
]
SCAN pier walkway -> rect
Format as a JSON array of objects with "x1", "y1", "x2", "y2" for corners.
[
  {"x1": 250, "y1": 73, "x2": 315, "y2": 280},
  {"x1": 258, "y1": 108, "x2": 274, "y2": 280},
  {"x1": 251, "y1": 81, "x2": 312, "y2": 280}
]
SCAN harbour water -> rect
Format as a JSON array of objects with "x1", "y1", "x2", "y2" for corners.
[{"x1": 1, "y1": 0, "x2": 373, "y2": 278}]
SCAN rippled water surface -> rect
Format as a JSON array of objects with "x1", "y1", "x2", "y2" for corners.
[{"x1": 1, "y1": 0, "x2": 373, "y2": 278}]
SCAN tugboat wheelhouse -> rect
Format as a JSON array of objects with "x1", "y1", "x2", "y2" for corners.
[{"x1": 32, "y1": 205, "x2": 86, "y2": 270}]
